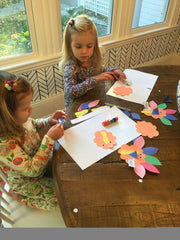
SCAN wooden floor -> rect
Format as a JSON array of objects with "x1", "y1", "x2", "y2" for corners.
[{"x1": 53, "y1": 65, "x2": 180, "y2": 227}]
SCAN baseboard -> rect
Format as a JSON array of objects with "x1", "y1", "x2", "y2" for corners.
[{"x1": 31, "y1": 92, "x2": 65, "y2": 118}]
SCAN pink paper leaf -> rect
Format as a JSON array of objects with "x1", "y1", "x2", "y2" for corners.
[
  {"x1": 165, "y1": 109, "x2": 177, "y2": 114},
  {"x1": 134, "y1": 164, "x2": 146, "y2": 178},
  {"x1": 149, "y1": 100, "x2": 157, "y2": 107},
  {"x1": 88, "y1": 100, "x2": 100, "y2": 108},
  {"x1": 78, "y1": 103, "x2": 83, "y2": 112},
  {"x1": 134, "y1": 136, "x2": 145, "y2": 149},
  {"x1": 140, "y1": 162, "x2": 160, "y2": 174}
]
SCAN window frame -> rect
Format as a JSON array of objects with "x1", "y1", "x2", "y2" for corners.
[{"x1": 0, "y1": 0, "x2": 179, "y2": 73}]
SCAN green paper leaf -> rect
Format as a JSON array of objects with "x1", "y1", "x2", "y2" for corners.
[
  {"x1": 158, "y1": 103, "x2": 167, "y2": 109},
  {"x1": 145, "y1": 155, "x2": 162, "y2": 165},
  {"x1": 160, "y1": 117, "x2": 172, "y2": 125}
]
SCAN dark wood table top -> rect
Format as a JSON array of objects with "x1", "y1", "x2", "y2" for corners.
[{"x1": 53, "y1": 66, "x2": 180, "y2": 227}]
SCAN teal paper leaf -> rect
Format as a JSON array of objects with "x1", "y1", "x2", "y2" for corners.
[
  {"x1": 160, "y1": 117, "x2": 172, "y2": 125},
  {"x1": 158, "y1": 103, "x2": 167, "y2": 109},
  {"x1": 145, "y1": 155, "x2": 162, "y2": 165}
]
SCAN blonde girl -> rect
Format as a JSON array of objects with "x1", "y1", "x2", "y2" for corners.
[
  {"x1": 0, "y1": 71, "x2": 67, "y2": 210},
  {"x1": 61, "y1": 14, "x2": 127, "y2": 108}
]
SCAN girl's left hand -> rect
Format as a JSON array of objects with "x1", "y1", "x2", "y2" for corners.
[
  {"x1": 114, "y1": 69, "x2": 127, "y2": 80},
  {"x1": 48, "y1": 110, "x2": 68, "y2": 125}
]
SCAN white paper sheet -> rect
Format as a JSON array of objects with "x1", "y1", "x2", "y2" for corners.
[
  {"x1": 106, "y1": 69, "x2": 158, "y2": 105},
  {"x1": 58, "y1": 106, "x2": 141, "y2": 170}
]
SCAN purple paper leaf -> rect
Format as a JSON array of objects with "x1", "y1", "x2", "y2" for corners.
[
  {"x1": 123, "y1": 110, "x2": 130, "y2": 117},
  {"x1": 142, "y1": 147, "x2": 158, "y2": 155},
  {"x1": 81, "y1": 101, "x2": 92, "y2": 110},
  {"x1": 165, "y1": 114, "x2": 178, "y2": 121},
  {"x1": 131, "y1": 112, "x2": 142, "y2": 120}
]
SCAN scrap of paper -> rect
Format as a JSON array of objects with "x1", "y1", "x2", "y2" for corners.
[
  {"x1": 93, "y1": 130, "x2": 117, "y2": 149},
  {"x1": 106, "y1": 69, "x2": 158, "y2": 105},
  {"x1": 59, "y1": 106, "x2": 141, "y2": 170},
  {"x1": 141, "y1": 100, "x2": 178, "y2": 125},
  {"x1": 131, "y1": 112, "x2": 142, "y2": 120},
  {"x1": 78, "y1": 100, "x2": 100, "y2": 111},
  {"x1": 113, "y1": 86, "x2": 133, "y2": 96},
  {"x1": 75, "y1": 100, "x2": 100, "y2": 118},
  {"x1": 71, "y1": 106, "x2": 109, "y2": 125},
  {"x1": 118, "y1": 136, "x2": 161, "y2": 178},
  {"x1": 163, "y1": 95, "x2": 172, "y2": 103},
  {"x1": 135, "y1": 121, "x2": 159, "y2": 138}
]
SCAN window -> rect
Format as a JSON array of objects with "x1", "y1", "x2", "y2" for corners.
[
  {"x1": 0, "y1": 0, "x2": 178, "y2": 72},
  {"x1": 60, "y1": 0, "x2": 114, "y2": 37},
  {"x1": 132, "y1": 0, "x2": 170, "y2": 29},
  {"x1": 0, "y1": 0, "x2": 32, "y2": 59}
]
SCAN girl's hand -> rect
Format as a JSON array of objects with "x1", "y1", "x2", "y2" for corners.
[
  {"x1": 48, "y1": 110, "x2": 68, "y2": 125},
  {"x1": 114, "y1": 69, "x2": 127, "y2": 80},
  {"x1": 47, "y1": 123, "x2": 64, "y2": 140},
  {"x1": 94, "y1": 72, "x2": 117, "y2": 83}
]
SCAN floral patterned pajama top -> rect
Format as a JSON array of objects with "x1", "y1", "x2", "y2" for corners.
[
  {"x1": 0, "y1": 118, "x2": 57, "y2": 211},
  {"x1": 64, "y1": 59, "x2": 115, "y2": 109}
]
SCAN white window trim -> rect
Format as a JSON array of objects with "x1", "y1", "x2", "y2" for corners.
[{"x1": 0, "y1": 0, "x2": 179, "y2": 73}]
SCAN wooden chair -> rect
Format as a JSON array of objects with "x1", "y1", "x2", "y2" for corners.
[{"x1": 0, "y1": 170, "x2": 66, "y2": 228}]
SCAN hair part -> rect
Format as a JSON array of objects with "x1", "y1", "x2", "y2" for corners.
[
  {"x1": 62, "y1": 14, "x2": 102, "y2": 73},
  {"x1": 0, "y1": 71, "x2": 33, "y2": 137}
]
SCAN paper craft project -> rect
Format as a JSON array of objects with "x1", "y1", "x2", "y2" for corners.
[
  {"x1": 75, "y1": 100, "x2": 100, "y2": 118},
  {"x1": 141, "y1": 100, "x2": 177, "y2": 125},
  {"x1": 113, "y1": 86, "x2": 133, "y2": 96},
  {"x1": 93, "y1": 130, "x2": 117, "y2": 149},
  {"x1": 118, "y1": 136, "x2": 161, "y2": 178},
  {"x1": 135, "y1": 121, "x2": 159, "y2": 138},
  {"x1": 58, "y1": 106, "x2": 141, "y2": 170},
  {"x1": 106, "y1": 69, "x2": 158, "y2": 105}
]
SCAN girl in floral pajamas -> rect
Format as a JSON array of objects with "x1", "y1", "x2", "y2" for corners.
[
  {"x1": 0, "y1": 71, "x2": 67, "y2": 210},
  {"x1": 61, "y1": 15, "x2": 127, "y2": 109}
]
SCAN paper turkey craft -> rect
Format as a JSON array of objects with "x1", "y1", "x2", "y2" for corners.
[
  {"x1": 141, "y1": 100, "x2": 177, "y2": 125},
  {"x1": 118, "y1": 136, "x2": 162, "y2": 179}
]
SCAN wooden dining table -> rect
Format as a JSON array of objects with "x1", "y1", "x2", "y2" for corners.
[{"x1": 52, "y1": 65, "x2": 180, "y2": 227}]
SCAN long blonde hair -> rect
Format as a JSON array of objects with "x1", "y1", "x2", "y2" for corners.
[
  {"x1": 0, "y1": 71, "x2": 33, "y2": 137},
  {"x1": 62, "y1": 14, "x2": 102, "y2": 73}
]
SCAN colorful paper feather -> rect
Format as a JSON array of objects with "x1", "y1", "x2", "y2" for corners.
[{"x1": 141, "y1": 100, "x2": 177, "y2": 125}]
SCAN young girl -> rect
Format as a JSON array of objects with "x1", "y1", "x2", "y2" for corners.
[
  {"x1": 61, "y1": 14, "x2": 127, "y2": 109},
  {"x1": 0, "y1": 71, "x2": 67, "y2": 211}
]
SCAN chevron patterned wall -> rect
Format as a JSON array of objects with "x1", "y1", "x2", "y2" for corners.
[{"x1": 22, "y1": 27, "x2": 179, "y2": 104}]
